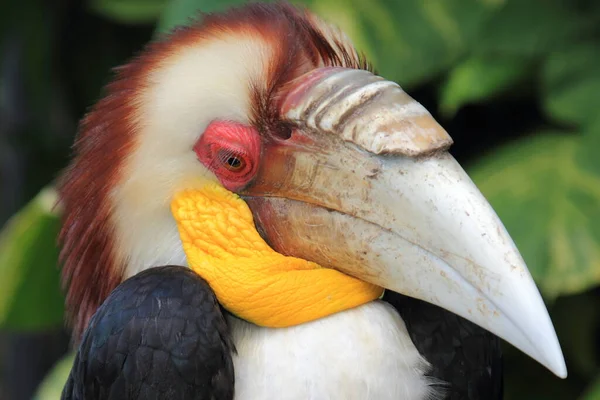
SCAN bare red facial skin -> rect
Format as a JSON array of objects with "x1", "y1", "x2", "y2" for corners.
[{"x1": 194, "y1": 121, "x2": 262, "y2": 191}]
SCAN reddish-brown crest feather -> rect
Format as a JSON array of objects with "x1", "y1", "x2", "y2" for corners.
[{"x1": 58, "y1": 1, "x2": 370, "y2": 340}]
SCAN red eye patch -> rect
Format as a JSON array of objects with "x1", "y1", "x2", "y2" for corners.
[{"x1": 194, "y1": 121, "x2": 262, "y2": 191}]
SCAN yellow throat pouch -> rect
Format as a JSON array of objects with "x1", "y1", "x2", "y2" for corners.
[{"x1": 171, "y1": 183, "x2": 383, "y2": 327}]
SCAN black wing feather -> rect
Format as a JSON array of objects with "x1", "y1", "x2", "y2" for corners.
[
  {"x1": 62, "y1": 266, "x2": 235, "y2": 400},
  {"x1": 384, "y1": 291, "x2": 503, "y2": 400}
]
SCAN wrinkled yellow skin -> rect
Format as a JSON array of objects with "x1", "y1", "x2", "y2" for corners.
[{"x1": 171, "y1": 183, "x2": 383, "y2": 327}]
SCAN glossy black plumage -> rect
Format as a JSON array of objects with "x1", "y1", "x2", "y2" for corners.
[
  {"x1": 385, "y1": 291, "x2": 503, "y2": 400},
  {"x1": 61, "y1": 266, "x2": 235, "y2": 400}
]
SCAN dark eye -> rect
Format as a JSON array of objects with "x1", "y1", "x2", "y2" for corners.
[
  {"x1": 224, "y1": 155, "x2": 245, "y2": 171},
  {"x1": 274, "y1": 122, "x2": 293, "y2": 140}
]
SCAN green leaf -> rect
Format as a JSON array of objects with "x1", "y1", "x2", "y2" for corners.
[
  {"x1": 310, "y1": 0, "x2": 496, "y2": 87},
  {"x1": 469, "y1": 132, "x2": 600, "y2": 298},
  {"x1": 157, "y1": 0, "x2": 249, "y2": 34},
  {"x1": 577, "y1": 118, "x2": 600, "y2": 178},
  {"x1": 0, "y1": 187, "x2": 65, "y2": 330},
  {"x1": 90, "y1": 0, "x2": 168, "y2": 24},
  {"x1": 581, "y1": 377, "x2": 600, "y2": 400},
  {"x1": 474, "y1": 0, "x2": 595, "y2": 56},
  {"x1": 440, "y1": 56, "x2": 530, "y2": 116},
  {"x1": 34, "y1": 352, "x2": 75, "y2": 400},
  {"x1": 157, "y1": 0, "x2": 497, "y2": 87},
  {"x1": 542, "y1": 43, "x2": 600, "y2": 128}
]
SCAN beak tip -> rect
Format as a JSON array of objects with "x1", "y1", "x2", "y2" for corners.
[
  {"x1": 513, "y1": 289, "x2": 568, "y2": 379},
  {"x1": 542, "y1": 349, "x2": 568, "y2": 379},
  {"x1": 498, "y1": 266, "x2": 568, "y2": 379},
  {"x1": 554, "y1": 361, "x2": 568, "y2": 379},
  {"x1": 542, "y1": 336, "x2": 568, "y2": 379}
]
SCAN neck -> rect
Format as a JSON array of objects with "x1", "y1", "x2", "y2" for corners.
[{"x1": 227, "y1": 301, "x2": 435, "y2": 400}]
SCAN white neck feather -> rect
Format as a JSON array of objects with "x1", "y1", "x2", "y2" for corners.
[{"x1": 230, "y1": 301, "x2": 439, "y2": 400}]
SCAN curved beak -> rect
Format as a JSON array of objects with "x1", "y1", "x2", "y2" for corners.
[{"x1": 241, "y1": 68, "x2": 567, "y2": 378}]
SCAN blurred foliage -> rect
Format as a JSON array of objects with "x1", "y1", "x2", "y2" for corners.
[
  {"x1": 33, "y1": 353, "x2": 75, "y2": 400},
  {"x1": 0, "y1": 188, "x2": 64, "y2": 330},
  {"x1": 90, "y1": 0, "x2": 168, "y2": 24},
  {"x1": 582, "y1": 378, "x2": 600, "y2": 400},
  {"x1": 1, "y1": 0, "x2": 599, "y2": 399},
  {"x1": 471, "y1": 133, "x2": 600, "y2": 298}
]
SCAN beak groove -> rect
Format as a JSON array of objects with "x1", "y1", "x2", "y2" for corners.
[{"x1": 282, "y1": 67, "x2": 453, "y2": 156}]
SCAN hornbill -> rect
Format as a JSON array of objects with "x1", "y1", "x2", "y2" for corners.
[{"x1": 58, "y1": 3, "x2": 567, "y2": 399}]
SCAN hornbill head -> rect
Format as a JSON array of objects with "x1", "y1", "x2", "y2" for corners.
[{"x1": 58, "y1": 2, "x2": 566, "y2": 378}]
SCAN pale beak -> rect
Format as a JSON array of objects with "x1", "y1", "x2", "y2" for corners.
[{"x1": 241, "y1": 68, "x2": 567, "y2": 378}]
